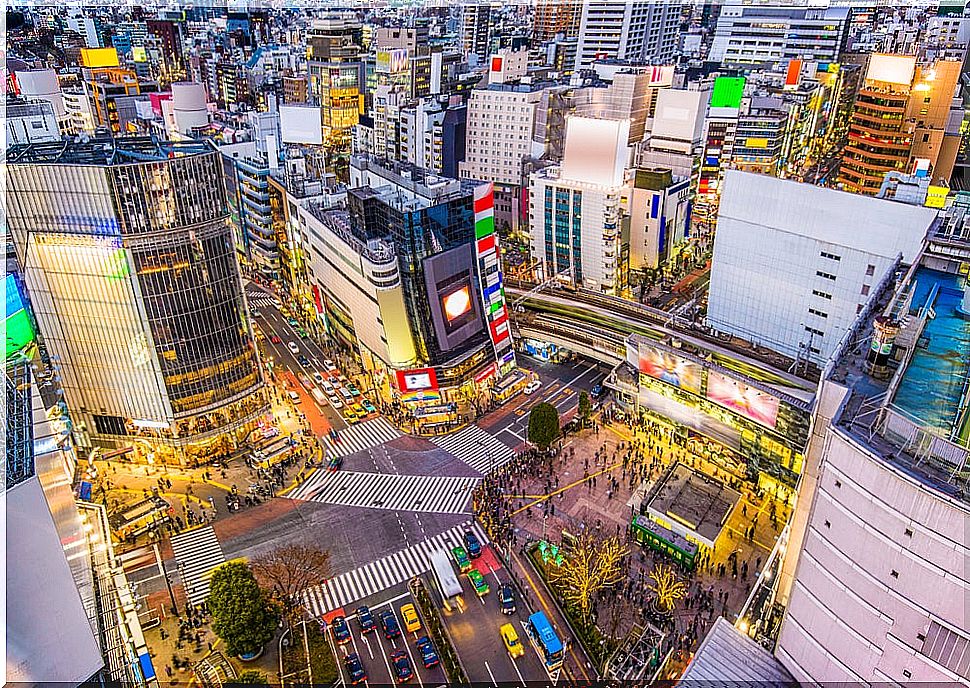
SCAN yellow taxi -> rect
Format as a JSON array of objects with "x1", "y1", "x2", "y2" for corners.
[
  {"x1": 500, "y1": 623, "x2": 524, "y2": 658},
  {"x1": 400, "y1": 603, "x2": 421, "y2": 633}
]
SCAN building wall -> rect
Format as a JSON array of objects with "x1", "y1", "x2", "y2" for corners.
[
  {"x1": 709, "y1": 7, "x2": 848, "y2": 67},
  {"x1": 776, "y1": 424, "x2": 970, "y2": 685},
  {"x1": 460, "y1": 88, "x2": 540, "y2": 187}
]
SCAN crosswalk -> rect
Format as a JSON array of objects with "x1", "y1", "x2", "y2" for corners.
[
  {"x1": 303, "y1": 522, "x2": 489, "y2": 617},
  {"x1": 287, "y1": 470, "x2": 480, "y2": 514},
  {"x1": 323, "y1": 417, "x2": 401, "y2": 462},
  {"x1": 431, "y1": 424, "x2": 516, "y2": 475},
  {"x1": 170, "y1": 526, "x2": 226, "y2": 606},
  {"x1": 246, "y1": 293, "x2": 277, "y2": 310}
]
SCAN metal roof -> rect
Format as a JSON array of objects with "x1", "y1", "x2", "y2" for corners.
[{"x1": 679, "y1": 618, "x2": 796, "y2": 687}]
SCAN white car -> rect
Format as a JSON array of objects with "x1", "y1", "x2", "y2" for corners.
[
  {"x1": 329, "y1": 396, "x2": 343, "y2": 409},
  {"x1": 288, "y1": 342, "x2": 300, "y2": 354},
  {"x1": 322, "y1": 380, "x2": 335, "y2": 394},
  {"x1": 323, "y1": 359, "x2": 337, "y2": 372},
  {"x1": 524, "y1": 380, "x2": 542, "y2": 395},
  {"x1": 313, "y1": 371, "x2": 325, "y2": 385}
]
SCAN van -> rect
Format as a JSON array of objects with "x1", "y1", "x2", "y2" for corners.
[
  {"x1": 311, "y1": 388, "x2": 327, "y2": 405},
  {"x1": 287, "y1": 390, "x2": 301, "y2": 403}
]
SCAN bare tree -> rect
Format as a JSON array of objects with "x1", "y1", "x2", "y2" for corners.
[
  {"x1": 648, "y1": 564, "x2": 687, "y2": 614},
  {"x1": 548, "y1": 533, "x2": 628, "y2": 623},
  {"x1": 251, "y1": 543, "x2": 332, "y2": 625}
]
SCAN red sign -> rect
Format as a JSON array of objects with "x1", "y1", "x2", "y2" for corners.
[
  {"x1": 785, "y1": 59, "x2": 802, "y2": 87},
  {"x1": 475, "y1": 362, "x2": 497, "y2": 384},
  {"x1": 491, "y1": 56, "x2": 503, "y2": 73},
  {"x1": 396, "y1": 367, "x2": 438, "y2": 392}
]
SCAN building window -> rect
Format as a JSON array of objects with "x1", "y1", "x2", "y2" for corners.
[
  {"x1": 891, "y1": 570, "x2": 899, "y2": 579},
  {"x1": 922, "y1": 621, "x2": 970, "y2": 680},
  {"x1": 812, "y1": 289, "x2": 832, "y2": 300},
  {"x1": 861, "y1": 284, "x2": 870, "y2": 296},
  {"x1": 808, "y1": 308, "x2": 828, "y2": 318},
  {"x1": 904, "y1": 528, "x2": 913, "y2": 537},
  {"x1": 866, "y1": 264, "x2": 876, "y2": 276},
  {"x1": 820, "y1": 251, "x2": 841, "y2": 261},
  {"x1": 816, "y1": 270, "x2": 836, "y2": 280},
  {"x1": 805, "y1": 326, "x2": 824, "y2": 337}
]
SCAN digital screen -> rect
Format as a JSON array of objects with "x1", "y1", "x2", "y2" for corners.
[
  {"x1": 6, "y1": 275, "x2": 35, "y2": 359},
  {"x1": 377, "y1": 49, "x2": 408, "y2": 74},
  {"x1": 638, "y1": 344, "x2": 702, "y2": 394},
  {"x1": 706, "y1": 371, "x2": 779, "y2": 428},
  {"x1": 397, "y1": 368, "x2": 438, "y2": 392},
  {"x1": 132, "y1": 46, "x2": 147, "y2": 62},
  {"x1": 710, "y1": 76, "x2": 745, "y2": 109},
  {"x1": 442, "y1": 286, "x2": 472, "y2": 322}
]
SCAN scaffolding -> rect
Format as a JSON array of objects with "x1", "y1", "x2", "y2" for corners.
[{"x1": 5, "y1": 363, "x2": 34, "y2": 489}]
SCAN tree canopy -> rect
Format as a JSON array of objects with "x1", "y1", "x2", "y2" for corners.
[
  {"x1": 528, "y1": 402, "x2": 560, "y2": 449},
  {"x1": 251, "y1": 543, "x2": 332, "y2": 625},
  {"x1": 208, "y1": 561, "x2": 279, "y2": 657}
]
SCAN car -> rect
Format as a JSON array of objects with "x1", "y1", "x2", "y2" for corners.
[
  {"x1": 348, "y1": 385, "x2": 362, "y2": 396},
  {"x1": 297, "y1": 355, "x2": 310, "y2": 366},
  {"x1": 452, "y1": 546, "x2": 472, "y2": 573},
  {"x1": 337, "y1": 374, "x2": 349, "y2": 383},
  {"x1": 329, "y1": 396, "x2": 343, "y2": 409},
  {"x1": 415, "y1": 636, "x2": 439, "y2": 668},
  {"x1": 270, "y1": 335, "x2": 282, "y2": 344},
  {"x1": 356, "y1": 605, "x2": 376, "y2": 634},
  {"x1": 339, "y1": 387, "x2": 354, "y2": 400},
  {"x1": 331, "y1": 615, "x2": 351, "y2": 644},
  {"x1": 390, "y1": 650, "x2": 412, "y2": 683},
  {"x1": 361, "y1": 399, "x2": 377, "y2": 414},
  {"x1": 400, "y1": 604, "x2": 421, "y2": 633},
  {"x1": 327, "y1": 455, "x2": 343, "y2": 472},
  {"x1": 499, "y1": 584, "x2": 516, "y2": 614},
  {"x1": 313, "y1": 372, "x2": 325, "y2": 384},
  {"x1": 288, "y1": 342, "x2": 300, "y2": 354},
  {"x1": 287, "y1": 391, "x2": 301, "y2": 404},
  {"x1": 251, "y1": 310, "x2": 261, "y2": 318},
  {"x1": 322, "y1": 380, "x2": 335, "y2": 394},
  {"x1": 524, "y1": 380, "x2": 542, "y2": 395},
  {"x1": 323, "y1": 359, "x2": 337, "y2": 372},
  {"x1": 343, "y1": 407, "x2": 359, "y2": 420},
  {"x1": 500, "y1": 623, "x2": 525, "y2": 658},
  {"x1": 298, "y1": 373, "x2": 311, "y2": 388},
  {"x1": 467, "y1": 569, "x2": 489, "y2": 597},
  {"x1": 351, "y1": 402, "x2": 365, "y2": 416},
  {"x1": 379, "y1": 611, "x2": 401, "y2": 639},
  {"x1": 344, "y1": 653, "x2": 367, "y2": 685},
  {"x1": 463, "y1": 530, "x2": 483, "y2": 558},
  {"x1": 591, "y1": 383, "x2": 604, "y2": 397},
  {"x1": 288, "y1": 318, "x2": 299, "y2": 327},
  {"x1": 297, "y1": 328, "x2": 309, "y2": 338}
]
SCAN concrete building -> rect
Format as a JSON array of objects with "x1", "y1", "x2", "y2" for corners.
[
  {"x1": 774, "y1": 216, "x2": 970, "y2": 685},
  {"x1": 6, "y1": 99, "x2": 62, "y2": 145},
  {"x1": 574, "y1": 1, "x2": 680, "y2": 71},
  {"x1": 461, "y1": 3, "x2": 493, "y2": 64},
  {"x1": 219, "y1": 141, "x2": 278, "y2": 278},
  {"x1": 732, "y1": 100, "x2": 789, "y2": 176},
  {"x1": 628, "y1": 167, "x2": 692, "y2": 271},
  {"x1": 7, "y1": 137, "x2": 268, "y2": 464},
  {"x1": 708, "y1": 4, "x2": 850, "y2": 68},
  {"x1": 707, "y1": 170, "x2": 936, "y2": 368},
  {"x1": 533, "y1": 0, "x2": 582, "y2": 42},
  {"x1": 529, "y1": 117, "x2": 631, "y2": 294},
  {"x1": 640, "y1": 87, "x2": 708, "y2": 181}
]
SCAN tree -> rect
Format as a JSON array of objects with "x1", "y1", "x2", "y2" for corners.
[
  {"x1": 235, "y1": 670, "x2": 269, "y2": 684},
  {"x1": 528, "y1": 402, "x2": 560, "y2": 450},
  {"x1": 578, "y1": 391, "x2": 592, "y2": 427},
  {"x1": 547, "y1": 533, "x2": 628, "y2": 623},
  {"x1": 649, "y1": 564, "x2": 688, "y2": 614},
  {"x1": 251, "y1": 543, "x2": 332, "y2": 625},
  {"x1": 208, "y1": 561, "x2": 279, "y2": 657}
]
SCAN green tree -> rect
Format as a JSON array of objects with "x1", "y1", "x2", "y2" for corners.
[
  {"x1": 208, "y1": 561, "x2": 279, "y2": 658},
  {"x1": 235, "y1": 670, "x2": 269, "y2": 684},
  {"x1": 528, "y1": 402, "x2": 560, "y2": 450},
  {"x1": 578, "y1": 391, "x2": 592, "y2": 426}
]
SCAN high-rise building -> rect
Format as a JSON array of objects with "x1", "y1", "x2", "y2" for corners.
[
  {"x1": 773, "y1": 213, "x2": 970, "y2": 684},
  {"x1": 708, "y1": 4, "x2": 850, "y2": 68},
  {"x1": 533, "y1": 0, "x2": 581, "y2": 42},
  {"x1": 839, "y1": 54, "x2": 962, "y2": 196},
  {"x1": 7, "y1": 137, "x2": 268, "y2": 465},
  {"x1": 627, "y1": 167, "x2": 692, "y2": 272},
  {"x1": 220, "y1": 141, "x2": 278, "y2": 279},
  {"x1": 574, "y1": 1, "x2": 680, "y2": 71},
  {"x1": 461, "y1": 3, "x2": 493, "y2": 64},
  {"x1": 79, "y1": 47, "x2": 158, "y2": 133}
]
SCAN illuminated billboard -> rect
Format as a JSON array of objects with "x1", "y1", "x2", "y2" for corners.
[
  {"x1": 710, "y1": 76, "x2": 745, "y2": 109},
  {"x1": 80, "y1": 47, "x2": 120, "y2": 68},
  {"x1": 132, "y1": 46, "x2": 147, "y2": 63},
  {"x1": 638, "y1": 344, "x2": 702, "y2": 395},
  {"x1": 376, "y1": 49, "x2": 408, "y2": 74},
  {"x1": 423, "y1": 244, "x2": 484, "y2": 352},
  {"x1": 5, "y1": 275, "x2": 35, "y2": 359},
  {"x1": 397, "y1": 367, "x2": 438, "y2": 392},
  {"x1": 706, "y1": 371, "x2": 779, "y2": 428},
  {"x1": 442, "y1": 286, "x2": 472, "y2": 322}
]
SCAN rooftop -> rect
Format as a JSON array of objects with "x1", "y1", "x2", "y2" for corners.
[
  {"x1": 7, "y1": 135, "x2": 214, "y2": 166},
  {"x1": 643, "y1": 462, "x2": 741, "y2": 548},
  {"x1": 679, "y1": 617, "x2": 796, "y2": 687}
]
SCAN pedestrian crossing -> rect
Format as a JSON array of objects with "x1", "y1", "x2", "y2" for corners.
[
  {"x1": 287, "y1": 470, "x2": 480, "y2": 514},
  {"x1": 324, "y1": 417, "x2": 401, "y2": 462},
  {"x1": 246, "y1": 293, "x2": 277, "y2": 310},
  {"x1": 170, "y1": 526, "x2": 226, "y2": 606},
  {"x1": 431, "y1": 424, "x2": 515, "y2": 475},
  {"x1": 303, "y1": 522, "x2": 489, "y2": 617}
]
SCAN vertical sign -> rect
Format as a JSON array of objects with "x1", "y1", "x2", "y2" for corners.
[{"x1": 474, "y1": 183, "x2": 516, "y2": 372}]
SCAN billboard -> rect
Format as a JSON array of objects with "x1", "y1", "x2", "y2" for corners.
[
  {"x1": 423, "y1": 243, "x2": 484, "y2": 352},
  {"x1": 80, "y1": 47, "x2": 120, "y2": 68},
  {"x1": 442, "y1": 285, "x2": 473, "y2": 322},
  {"x1": 280, "y1": 105, "x2": 323, "y2": 145},
  {"x1": 710, "y1": 76, "x2": 745, "y2": 109},
  {"x1": 706, "y1": 371, "x2": 779, "y2": 429},
  {"x1": 377, "y1": 49, "x2": 408, "y2": 74},
  {"x1": 637, "y1": 344, "x2": 702, "y2": 395},
  {"x1": 397, "y1": 367, "x2": 438, "y2": 392},
  {"x1": 5, "y1": 275, "x2": 35, "y2": 359},
  {"x1": 132, "y1": 46, "x2": 147, "y2": 63}
]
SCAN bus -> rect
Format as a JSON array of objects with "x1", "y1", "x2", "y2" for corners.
[
  {"x1": 429, "y1": 550, "x2": 464, "y2": 612},
  {"x1": 526, "y1": 611, "x2": 564, "y2": 671}
]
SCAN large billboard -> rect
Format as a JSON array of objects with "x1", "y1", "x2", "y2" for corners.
[
  {"x1": 706, "y1": 371, "x2": 779, "y2": 429},
  {"x1": 637, "y1": 343, "x2": 702, "y2": 395},
  {"x1": 6, "y1": 274, "x2": 35, "y2": 359},
  {"x1": 376, "y1": 49, "x2": 408, "y2": 74},
  {"x1": 280, "y1": 105, "x2": 323, "y2": 145},
  {"x1": 710, "y1": 76, "x2": 745, "y2": 109},
  {"x1": 423, "y1": 243, "x2": 485, "y2": 353},
  {"x1": 397, "y1": 367, "x2": 438, "y2": 392}
]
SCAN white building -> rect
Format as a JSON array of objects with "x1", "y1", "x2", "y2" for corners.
[
  {"x1": 706, "y1": 171, "x2": 935, "y2": 367},
  {"x1": 529, "y1": 117, "x2": 631, "y2": 294},
  {"x1": 708, "y1": 4, "x2": 850, "y2": 68},
  {"x1": 640, "y1": 87, "x2": 708, "y2": 179},
  {"x1": 7, "y1": 100, "x2": 62, "y2": 145},
  {"x1": 574, "y1": 1, "x2": 680, "y2": 71}
]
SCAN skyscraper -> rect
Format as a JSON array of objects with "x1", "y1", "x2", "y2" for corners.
[
  {"x1": 533, "y1": 0, "x2": 581, "y2": 42},
  {"x1": 574, "y1": 1, "x2": 680, "y2": 71},
  {"x1": 7, "y1": 137, "x2": 267, "y2": 465}
]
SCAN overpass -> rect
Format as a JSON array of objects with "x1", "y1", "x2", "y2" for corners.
[{"x1": 513, "y1": 318, "x2": 625, "y2": 365}]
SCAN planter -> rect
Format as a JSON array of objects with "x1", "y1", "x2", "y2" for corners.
[{"x1": 238, "y1": 647, "x2": 264, "y2": 662}]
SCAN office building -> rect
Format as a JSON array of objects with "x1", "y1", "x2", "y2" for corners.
[
  {"x1": 220, "y1": 141, "x2": 278, "y2": 279},
  {"x1": 695, "y1": 76, "x2": 745, "y2": 235},
  {"x1": 461, "y1": 3, "x2": 493, "y2": 64},
  {"x1": 529, "y1": 117, "x2": 631, "y2": 294},
  {"x1": 7, "y1": 137, "x2": 268, "y2": 465},
  {"x1": 839, "y1": 54, "x2": 962, "y2": 196},
  {"x1": 641, "y1": 86, "x2": 708, "y2": 181},
  {"x1": 79, "y1": 47, "x2": 158, "y2": 133},
  {"x1": 628, "y1": 168, "x2": 692, "y2": 272},
  {"x1": 708, "y1": 4, "x2": 850, "y2": 68},
  {"x1": 774, "y1": 212, "x2": 970, "y2": 684},
  {"x1": 707, "y1": 170, "x2": 935, "y2": 368},
  {"x1": 732, "y1": 100, "x2": 789, "y2": 176},
  {"x1": 533, "y1": 0, "x2": 582, "y2": 42},
  {"x1": 574, "y1": 1, "x2": 680, "y2": 71}
]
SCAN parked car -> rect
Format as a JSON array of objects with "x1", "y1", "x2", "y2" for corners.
[
  {"x1": 356, "y1": 606, "x2": 375, "y2": 634},
  {"x1": 344, "y1": 653, "x2": 367, "y2": 685}
]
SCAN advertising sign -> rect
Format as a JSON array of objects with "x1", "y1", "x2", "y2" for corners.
[
  {"x1": 397, "y1": 367, "x2": 438, "y2": 392},
  {"x1": 710, "y1": 76, "x2": 745, "y2": 109},
  {"x1": 5, "y1": 275, "x2": 35, "y2": 359},
  {"x1": 637, "y1": 344, "x2": 702, "y2": 395},
  {"x1": 442, "y1": 286, "x2": 472, "y2": 322},
  {"x1": 706, "y1": 371, "x2": 779, "y2": 428},
  {"x1": 377, "y1": 49, "x2": 408, "y2": 74}
]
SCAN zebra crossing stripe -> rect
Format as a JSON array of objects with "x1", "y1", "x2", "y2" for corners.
[
  {"x1": 302, "y1": 522, "x2": 489, "y2": 617},
  {"x1": 170, "y1": 526, "x2": 227, "y2": 606},
  {"x1": 287, "y1": 471, "x2": 480, "y2": 514},
  {"x1": 431, "y1": 424, "x2": 516, "y2": 475},
  {"x1": 322, "y1": 417, "x2": 401, "y2": 462}
]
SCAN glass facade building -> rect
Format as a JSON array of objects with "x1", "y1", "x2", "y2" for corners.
[{"x1": 7, "y1": 137, "x2": 267, "y2": 464}]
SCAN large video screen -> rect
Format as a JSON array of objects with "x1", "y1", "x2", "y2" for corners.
[
  {"x1": 638, "y1": 344, "x2": 702, "y2": 394},
  {"x1": 706, "y1": 371, "x2": 779, "y2": 428},
  {"x1": 442, "y1": 285, "x2": 472, "y2": 322},
  {"x1": 424, "y1": 244, "x2": 484, "y2": 352},
  {"x1": 6, "y1": 275, "x2": 35, "y2": 359}
]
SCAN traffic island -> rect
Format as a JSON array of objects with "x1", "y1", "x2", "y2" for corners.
[
  {"x1": 408, "y1": 578, "x2": 469, "y2": 684},
  {"x1": 280, "y1": 621, "x2": 337, "y2": 687}
]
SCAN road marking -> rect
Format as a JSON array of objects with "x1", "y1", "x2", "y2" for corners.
[
  {"x1": 508, "y1": 649, "x2": 527, "y2": 686},
  {"x1": 484, "y1": 660, "x2": 498, "y2": 688}
]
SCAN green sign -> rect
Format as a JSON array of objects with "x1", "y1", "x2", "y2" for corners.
[{"x1": 710, "y1": 76, "x2": 745, "y2": 109}]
